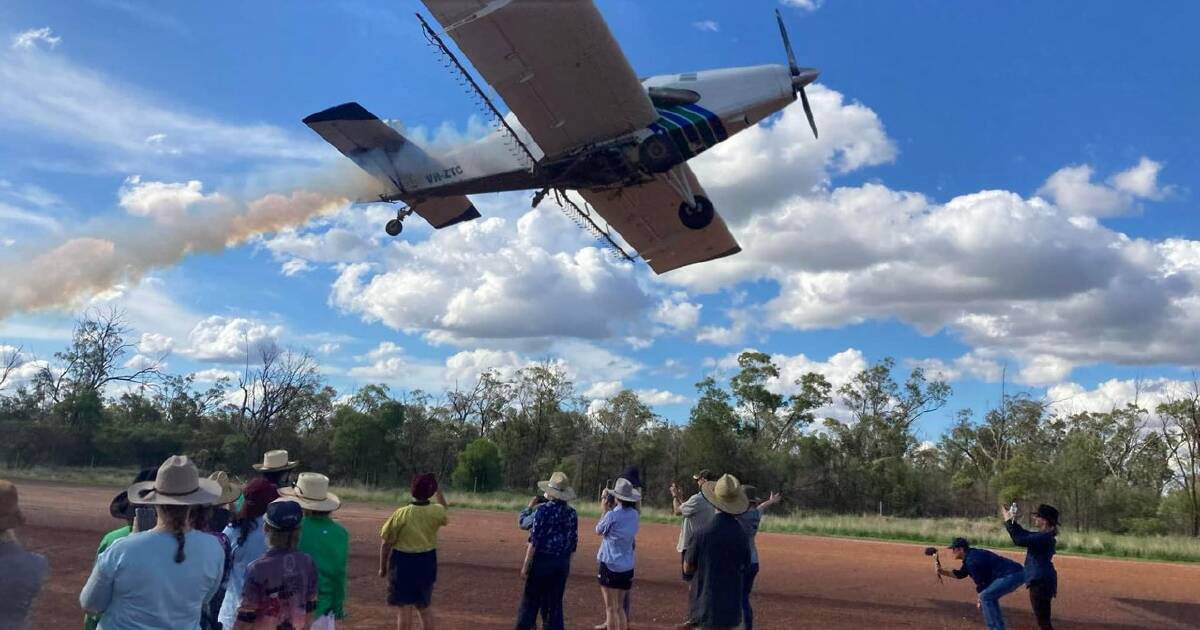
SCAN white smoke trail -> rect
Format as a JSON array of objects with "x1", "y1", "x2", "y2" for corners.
[{"x1": 0, "y1": 164, "x2": 384, "y2": 320}]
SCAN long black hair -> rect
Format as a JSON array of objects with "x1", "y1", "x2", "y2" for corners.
[{"x1": 159, "y1": 504, "x2": 190, "y2": 563}]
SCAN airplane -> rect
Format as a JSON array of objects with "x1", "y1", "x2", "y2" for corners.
[{"x1": 303, "y1": 0, "x2": 819, "y2": 274}]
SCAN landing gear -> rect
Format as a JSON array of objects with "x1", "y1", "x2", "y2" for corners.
[
  {"x1": 679, "y1": 195, "x2": 715, "y2": 230},
  {"x1": 384, "y1": 206, "x2": 414, "y2": 237},
  {"x1": 639, "y1": 134, "x2": 683, "y2": 173}
]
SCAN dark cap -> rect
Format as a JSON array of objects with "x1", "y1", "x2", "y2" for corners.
[
  {"x1": 238, "y1": 479, "x2": 280, "y2": 520},
  {"x1": 620, "y1": 465, "x2": 642, "y2": 490},
  {"x1": 265, "y1": 499, "x2": 303, "y2": 531},
  {"x1": 110, "y1": 467, "x2": 159, "y2": 521},
  {"x1": 1036, "y1": 504, "x2": 1060, "y2": 525},
  {"x1": 692, "y1": 469, "x2": 713, "y2": 481},
  {"x1": 411, "y1": 473, "x2": 438, "y2": 501},
  {"x1": 948, "y1": 537, "x2": 970, "y2": 550}
]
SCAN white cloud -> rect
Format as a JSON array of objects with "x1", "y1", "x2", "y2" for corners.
[
  {"x1": 1016, "y1": 354, "x2": 1075, "y2": 387},
  {"x1": 0, "y1": 345, "x2": 47, "y2": 391},
  {"x1": 696, "y1": 308, "x2": 755, "y2": 345},
  {"x1": 280, "y1": 258, "x2": 313, "y2": 276},
  {"x1": 692, "y1": 20, "x2": 720, "y2": 32},
  {"x1": 444, "y1": 348, "x2": 525, "y2": 385},
  {"x1": 191, "y1": 368, "x2": 239, "y2": 384},
  {"x1": 908, "y1": 351, "x2": 1004, "y2": 383},
  {"x1": 119, "y1": 176, "x2": 222, "y2": 222},
  {"x1": 122, "y1": 353, "x2": 160, "y2": 372},
  {"x1": 0, "y1": 201, "x2": 61, "y2": 233},
  {"x1": 137, "y1": 332, "x2": 174, "y2": 355},
  {"x1": 651, "y1": 296, "x2": 702, "y2": 331},
  {"x1": 1036, "y1": 157, "x2": 1172, "y2": 217},
  {"x1": 635, "y1": 388, "x2": 689, "y2": 406},
  {"x1": 347, "y1": 342, "x2": 449, "y2": 392},
  {"x1": 316, "y1": 342, "x2": 341, "y2": 355},
  {"x1": 182, "y1": 316, "x2": 282, "y2": 362},
  {"x1": 709, "y1": 347, "x2": 869, "y2": 421},
  {"x1": 1047, "y1": 377, "x2": 1196, "y2": 417},
  {"x1": 780, "y1": 0, "x2": 824, "y2": 10},
  {"x1": 584, "y1": 380, "x2": 624, "y2": 399},
  {"x1": 11, "y1": 27, "x2": 60, "y2": 50}
]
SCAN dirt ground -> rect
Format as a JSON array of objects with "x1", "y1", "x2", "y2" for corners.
[{"x1": 14, "y1": 479, "x2": 1200, "y2": 629}]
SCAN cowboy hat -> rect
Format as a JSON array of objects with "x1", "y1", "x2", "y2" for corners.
[
  {"x1": 252, "y1": 449, "x2": 299, "y2": 472},
  {"x1": 604, "y1": 477, "x2": 641, "y2": 503},
  {"x1": 0, "y1": 479, "x2": 24, "y2": 530},
  {"x1": 208, "y1": 471, "x2": 242, "y2": 506},
  {"x1": 701, "y1": 473, "x2": 749, "y2": 515},
  {"x1": 127, "y1": 456, "x2": 222, "y2": 507},
  {"x1": 537, "y1": 471, "x2": 577, "y2": 502},
  {"x1": 109, "y1": 467, "x2": 158, "y2": 521},
  {"x1": 278, "y1": 472, "x2": 341, "y2": 512}
]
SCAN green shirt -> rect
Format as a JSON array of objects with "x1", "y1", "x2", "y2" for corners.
[
  {"x1": 84, "y1": 525, "x2": 132, "y2": 630},
  {"x1": 298, "y1": 514, "x2": 349, "y2": 619}
]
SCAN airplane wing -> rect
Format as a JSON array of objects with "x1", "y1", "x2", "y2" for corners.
[
  {"x1": 579, "y1": 165, "x2": 741, "y2": 274},
  {"x1": 420, "y1": 0, "x2": 659, "y2": 158}
]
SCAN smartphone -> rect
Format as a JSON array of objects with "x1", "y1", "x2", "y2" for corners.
[
  {"x1": 134, "y1": 505, "x2": 157, "y2": 532},
  {"x1": 532, "y1": 495, "x2": 548, "y2": 506}
]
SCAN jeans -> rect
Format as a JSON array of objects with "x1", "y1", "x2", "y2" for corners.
[
  {"x1": 515, "y1": 553, "x2": 571, "y2": 630},
  {"x1": 1028, "y1": 580, "x2": 1054, "y2": 629},
  {"x1": 742, "y1": 563, "x2": 760, "y2": 630},
  {"x1": 979, "y1": 572, "x2": 1025, "y2": 630}
]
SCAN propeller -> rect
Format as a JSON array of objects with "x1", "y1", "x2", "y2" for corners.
[{"x1": 776, "y1": 9, "x2": 820, "y2": 139}]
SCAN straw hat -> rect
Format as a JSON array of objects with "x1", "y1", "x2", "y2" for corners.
[
  {"x1": 278, "y1": 472, "x2": 341, "y2": 512},
  {"x1": 604, "y1": 477, "x2": 641, "y2": 503},
  {"x1": 0, "y1": 480, "x2": 24, "y2": 530},
  {"x1": 127, "y1": 456, "x2": 222, "y2": 506},
  {"x1": 208, "y1": 471, "x2": 242, "y2": 506},
  {"x1": 536, "y1": 471, "x2": 577, "y2": 502},
  {"x1": 252, "y1": 449, "x2": 299, "y2": 472},
  {"x1": 701, "y1": 473, "x2": 749, "y2": 515}
]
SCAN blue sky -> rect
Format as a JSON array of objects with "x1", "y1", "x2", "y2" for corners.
[{"x1": 1, "y1": 1, "x2": 1197, "y2": 442}]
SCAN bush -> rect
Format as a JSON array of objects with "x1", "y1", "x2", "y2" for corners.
[{"x1": 452, "y1": 438, "x2": 502, "y2": 492}]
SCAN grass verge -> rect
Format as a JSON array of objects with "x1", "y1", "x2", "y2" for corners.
[{"x1": 7, "y1": 466, "x2": 1199, "y2": 563}]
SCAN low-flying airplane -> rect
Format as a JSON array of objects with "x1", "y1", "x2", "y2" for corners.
[{"x1": 304, "y1": 0, "x2": 819, "y2": 274}]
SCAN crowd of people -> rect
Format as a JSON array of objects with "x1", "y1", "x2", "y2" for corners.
[{"x1": 0, "y1": 450, "x2": 1061, "y2": 630}]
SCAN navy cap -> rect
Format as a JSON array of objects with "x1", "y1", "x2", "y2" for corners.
[
  {"x1": 948, "y1": 537, "x2": 970, "y2": 550},
  {"x1": 265, "y1": 499, "x2": 303, "y2": 531}
]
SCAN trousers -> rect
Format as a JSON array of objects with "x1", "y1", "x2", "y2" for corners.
[
  {"x1": 742, "y1": 563, "x2": 760, "y2": 630},
  {"x1": 1028, "y1": 580, "x2": 1054, "y2": 629},
  {"x1": 979, "y1": 572, "x2": 1025, "y2": 630},
  {"x1": 515, "y1": 553, "x2": 571, "y2": 630}
]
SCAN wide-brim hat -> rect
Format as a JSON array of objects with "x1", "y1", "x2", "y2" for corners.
[
  {"x1": 0, "y1": 480, "x2": 24, "y2": 530},
  {"x1": 1036, "y1": 504, "x2": 1060, "y2": 526},
  {"x1": 208, "y1": 471, "x2": 242, "y2": 506},
  {"x1": 127, "y1": 456, "x2": 222, "y2": 507},
  {"x1": 604, "y1": 477, "x2": 641, "y2": 503},
  {"x1": 252, "y1": 449, "x2": 299, "y2": 472},
  {"x1": 278, "y1": 472, "x2": 341, "y2": 512},
  {"x1": 109, "y1": 467, "x2": 158, "y2": 520},
  {"x1": 537, "y1": 471, "x2": 577, "y2": 502},
  {"x1": 701, "y1": 473, "x2": 749, "y2": 515}
]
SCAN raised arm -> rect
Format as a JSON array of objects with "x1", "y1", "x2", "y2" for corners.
[
  {"x1": 758, "y1": 491, "x2": 783, "y2": 513},
  {"x1": 670, "y1": 482, "x2": 684, "y2": 515}
]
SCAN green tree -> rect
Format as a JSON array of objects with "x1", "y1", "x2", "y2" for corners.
[{"x1": 452, "y1": 438, "x2": 503, "y2": 491}]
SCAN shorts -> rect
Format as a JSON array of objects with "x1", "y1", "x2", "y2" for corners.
[
  {"x1": 388, "y1": 549, "x2": 437, "y2": 608},
  {"x1": 597, "y1": 562, "x2": 634, "y2": 590}
]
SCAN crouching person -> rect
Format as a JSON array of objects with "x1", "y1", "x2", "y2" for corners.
[
  {"x1": 938, "y1": 537, "x2": 1025, "y2": 630},
  {"x1": 234, "y1": 500, "x2": 317, "y2": 630}
]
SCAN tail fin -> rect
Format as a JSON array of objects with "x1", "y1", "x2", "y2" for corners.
[{"x1": 304, "y1": 102, "x2": 479, "y2": 229}]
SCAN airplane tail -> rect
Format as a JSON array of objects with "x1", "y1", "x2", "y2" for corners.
[{"x1": 303, "y1": 102, "x2": 479, "y2": 229}]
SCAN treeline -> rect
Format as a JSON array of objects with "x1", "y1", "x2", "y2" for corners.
[{"x1": 1, "y1": 310, "x2": 1198, "y2": 536}]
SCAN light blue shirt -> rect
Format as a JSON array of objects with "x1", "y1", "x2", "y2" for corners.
[
  {"x1": 79, "y1": 530, "x2": 223, "y2": 630},
  {"x1": 218, "y1": 517, "x2": 267, "y2": 628},
  {"x1": 595, "y1": 505, "x2": 639, "y2": 573}
]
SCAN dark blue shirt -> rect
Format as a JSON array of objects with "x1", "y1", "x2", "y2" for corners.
[
  {"x1": 951, "y1": 548, "x2": 1023, "y2": 593},
  {"x1": 1005, "y1": 521, "x2": 1057, "y2": 591},
  {"x1": 526, "y1": 500, "x2": 578, "y2": 558}
]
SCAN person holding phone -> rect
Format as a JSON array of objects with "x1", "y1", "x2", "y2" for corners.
[
  {"x1": 595, "y1": 478, "x2": 640, "y2": 630},
  {"x1": 515, "y1": 471, "x2": 578, "y2": 630},
  {"x1": 1004, "y1": 503, "x2": 1060, "y2": 630}
]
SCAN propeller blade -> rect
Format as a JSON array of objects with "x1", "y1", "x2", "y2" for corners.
[
  {"x1": 775, "y1": 9, "x2": 799, "y2": 76},
  {"x1": 800, "y1": 87, "x2": 818, "y2": 139}
]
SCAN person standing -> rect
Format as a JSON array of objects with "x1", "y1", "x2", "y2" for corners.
[
  {"x1": 1004, "y1": 503, "x2": 1060, "y2": 630},
  {"x1": 379, "y1": 473, "x2": 449, "y2": 630},
  {"x1": 252, "y1": 449, "x2": 300, "y2": 490},
  {"x1": 595, "y1": 478, "x2": 640, "y2": 630},
  {"x1": 79, "y1": 456, "x2": 225, "y2": 629},
  {"x1": 280, "y1": 472, "x2": 349, "y2": 630},
  {"x1": 195, "y1": 472, "x2": 241, "y2": 630},
  {"x1": 515, "y1": 471, "x2": 578, "y2": 630},
  {"x1": 670, "y1": 469, "x2": 714, "y2": 628},
  {"x1": 233, "y1": 500, "x2": 318, "y2": 630},
  {"x1": 84, "y1": 467, "x2": 157, "y2": 630},
  {"x1": 0, "y1": 480, "x2": 48, "y2": 630},
  {"x1": 937, "y1": 537, "x2": 1025, "y2": 630},
  {"x1": 683, "y1": 474, "x2": 752, "y2": 630},
  {"x1": 219, "y1": 478, "x2": 279, "y2": 628},
  {"x1": 736, "y1": 486, "x2": 781, "y2": 630}
]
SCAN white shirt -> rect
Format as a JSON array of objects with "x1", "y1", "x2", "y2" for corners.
[
  {"x1": 218, "y1": 517, "x2": 268, "y2": 628},
  {"x1": 676, "y1": 492, "x2": 714, "y2": 553}
]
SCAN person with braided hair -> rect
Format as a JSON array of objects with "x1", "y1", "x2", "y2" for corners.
[
  {"x1": 79, "y1": 456, "x2": 225, "y2": 629},
  {"x1": 219, "y1": 478, "x2": 279, "y2": 628}
]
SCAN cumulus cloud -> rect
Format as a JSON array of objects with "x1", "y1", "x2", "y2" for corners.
[
  {"x1": 908, "y1": 351, "x2": 1005, "y2": 383},
  {"x1": 137, "y1": 332, "x2": 174, "y2": 355},
  {"x1": 692, "y1": 20, "x2": 720, "y2": 32},
  {"x1": 11, "y1": 27, "x2": 60, "y2": 50},
  {"x1": 635, "y1": 388, "x2": 689, "y2": 406},
  {"x1": 182, "y1": 316, "x2": 282, "y2": 362},
  {"x1": 584, "y1": 380, "x2": 624, "y2": 399},
  {"x1": 1047, "y1": 377, "x2": 1197, "y2": 416},
  {"x1": 1036, "y1": 157, "x2": 1172, "y2": 217},
  {"x1": 191, "y1": 368, "x2": 239, "y2": 384},
  {"x1": 119, "y1": 176, "x2": 223, "y2": 222},
  {"x1": 651, "y1": 295, "x2": 702, "y2": 331}
]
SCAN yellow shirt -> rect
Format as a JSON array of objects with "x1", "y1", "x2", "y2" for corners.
[{"x1": 380, "y1": 503, "x2": 449, "y2": 553}]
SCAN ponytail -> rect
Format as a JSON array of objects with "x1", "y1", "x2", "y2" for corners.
[{"x1": 158, "y1": 505, "x2": 190, "y2": 564}]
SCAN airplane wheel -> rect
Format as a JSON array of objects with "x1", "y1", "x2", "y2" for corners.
[
  {"x1": 679, "y1": 195, "x2": 715, "y2": 230},
  {"x1": 385, "y1": 219, "x2": 404, "y2": 236},
  {"x1": 639, "y1": 134, "x2": 682, "y2": 173}
]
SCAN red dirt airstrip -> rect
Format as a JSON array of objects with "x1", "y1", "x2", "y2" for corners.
[{"x1": 16, "y1": 480, "x2": 1200, "y2": 629}]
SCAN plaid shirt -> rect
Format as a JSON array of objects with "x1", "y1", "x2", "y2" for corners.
[{"x1": 527, "y1": 499, "x2": 578, "y2": 557}]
